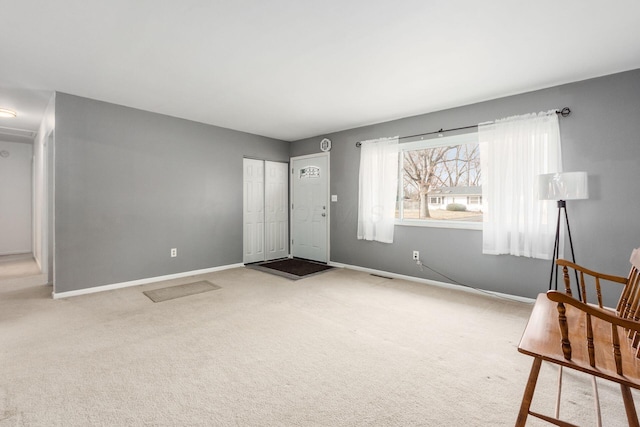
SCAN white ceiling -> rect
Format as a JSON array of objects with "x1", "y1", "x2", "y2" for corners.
[{"x1": 1, "y1": 0, "x2": 639, "y2": 142}]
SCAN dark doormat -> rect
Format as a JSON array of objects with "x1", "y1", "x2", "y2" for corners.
[
  {"x1": 143, "y1": 280, "x2": 221, "y2": 303},
  {"x1": 246, "y1": 258, "x2": 334, "y2": 280}
]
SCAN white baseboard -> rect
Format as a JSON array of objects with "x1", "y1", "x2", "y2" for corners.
[
  {"x1": 52, "y1": 263, "x2": 244, "y2": 299},
  {"x1": 0, "y1": 250, "x2": 32, "y2": 257},
  {"x1": 328, "y1": 261, "x2": 535, "y2": 304},
  {"x1": 51, "y1": 260, "x2": 534, "y2": 303}
]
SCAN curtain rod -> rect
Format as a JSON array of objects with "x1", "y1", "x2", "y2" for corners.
[{"x1": 355, "y1": 107, "x2": 571, "y2": 147}]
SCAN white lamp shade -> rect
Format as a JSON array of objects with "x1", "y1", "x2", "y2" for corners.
[{"x1": 538, "y1": 171, "x2": 588, "y2": 200}]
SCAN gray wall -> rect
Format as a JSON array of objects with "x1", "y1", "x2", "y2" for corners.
[
  {"x1": 54, "y1": 93, "x2": 289, "y2": 293},
  {"x1": 291, "y1": 69, "x2": 640, "y2": 306}
]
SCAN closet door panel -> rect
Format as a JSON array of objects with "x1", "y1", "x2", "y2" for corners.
[
  {"x1": 243, "y1": 159, "x2": 265, "y2": 263},
  {"x1": 265, "y1": 161, "x2": 288, "y2": 261}
]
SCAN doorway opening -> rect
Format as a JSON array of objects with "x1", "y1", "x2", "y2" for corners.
[{"x1": 0, "y1": 136, "x2": 48, "y2": 287}]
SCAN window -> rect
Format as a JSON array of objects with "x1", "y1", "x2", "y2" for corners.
[
  {"x1": 396, "y1": 132, "x2": 482, "y2": 229},
  {"x1": 468, "y1": 195, "x2": 482, "y2": 205}
]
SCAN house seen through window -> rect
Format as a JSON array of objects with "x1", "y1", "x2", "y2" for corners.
[{"x1": 396, "y1": 132, "x2": 482, "y2": 229}]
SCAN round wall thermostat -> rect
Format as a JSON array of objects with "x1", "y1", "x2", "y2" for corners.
[{"x1": 320, "y1": 138, "x2": 331, "y2": 152}]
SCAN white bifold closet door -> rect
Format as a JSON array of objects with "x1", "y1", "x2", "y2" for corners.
[{"x1": 243, "y1": 159, "x2": 288, "y2": 263}]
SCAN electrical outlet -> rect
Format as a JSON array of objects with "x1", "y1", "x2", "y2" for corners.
[
  {"x1": 412, "y1": 250, "x2": 419, "y2": 260},
  {"x1": 171, "y1": 248, "x2": 177, "y2": 258}
]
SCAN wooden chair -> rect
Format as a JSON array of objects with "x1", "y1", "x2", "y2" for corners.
[{"x1": 516, "y1": 248, "x2": 640, "y2": 426}]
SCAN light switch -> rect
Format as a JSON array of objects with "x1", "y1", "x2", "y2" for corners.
[{"x1": 331, "y1": 195, "x2": 338, "y2": 202}]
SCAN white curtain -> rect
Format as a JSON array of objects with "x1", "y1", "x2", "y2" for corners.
[
  {"x1": 479, "y1": 111, "x2": 562, "y2": 259},
  {"x1": 357, "y1": 136, "x2": 399, "y2": 243}
]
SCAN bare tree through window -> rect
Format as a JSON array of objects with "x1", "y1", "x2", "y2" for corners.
[{"x1": 399, "y1": 137, "x2": 481, "y2": 221}]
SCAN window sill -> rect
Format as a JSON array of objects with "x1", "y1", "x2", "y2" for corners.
[{"x1": 395, "y1": 219, "x2": 482, "y2": 231}]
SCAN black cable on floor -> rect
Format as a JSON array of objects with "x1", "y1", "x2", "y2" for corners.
[{"x1": 415, "y1": 260, "x2": 531, "y2": 303}]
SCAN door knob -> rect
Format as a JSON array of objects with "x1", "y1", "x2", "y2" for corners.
[{"x1": 322, "y1": 213, "x2": 326, "y2": 217}]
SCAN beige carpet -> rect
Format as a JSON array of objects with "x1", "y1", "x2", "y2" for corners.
[
  {"x1": 0, "y1": 254, "x2": 42, "y2": 281},
  {"x1": 0, "y1": 267, "x2": 636, "y2": 426}
]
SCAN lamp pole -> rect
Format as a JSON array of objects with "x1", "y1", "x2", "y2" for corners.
[{"x1": 548, "y1": 199, "x2": 581, "y2": 300}]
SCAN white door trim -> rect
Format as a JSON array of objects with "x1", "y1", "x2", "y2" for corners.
[{"x1": 289, "y1": 152, "x2": 330, "y2": 263}]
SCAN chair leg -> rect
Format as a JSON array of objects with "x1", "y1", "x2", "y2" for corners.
[
  {"x1": 621, "y1": 384, "x2": 640, "y2": 427},
  {"x1": 555, "y1": 366, "x2": 563, "y2": 418},
  {"x1": 591, "y1": 376, "x2": 602, "y2": 427},
  {"x1": 516, "y1": 358, "x2": 542, "y2": 427}
]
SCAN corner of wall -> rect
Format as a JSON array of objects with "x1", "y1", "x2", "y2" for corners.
[{"x1": 32, "y1": 91, "x2": 56, "y2": 287}]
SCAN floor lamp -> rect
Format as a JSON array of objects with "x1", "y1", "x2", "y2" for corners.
[{"x1": 538, "y1": 172, "x2": 589, "y2": 298}]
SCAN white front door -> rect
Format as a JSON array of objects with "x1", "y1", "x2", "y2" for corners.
[
  {"x1": 291, "y1": 154, "x2": 329, "y2": 263},
  {"x1": 264, "y1": 161, "x2": 288, "y2": 261},
  {"x1": 243, "y1": 158, "x2": 265, "y2": 263}
]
